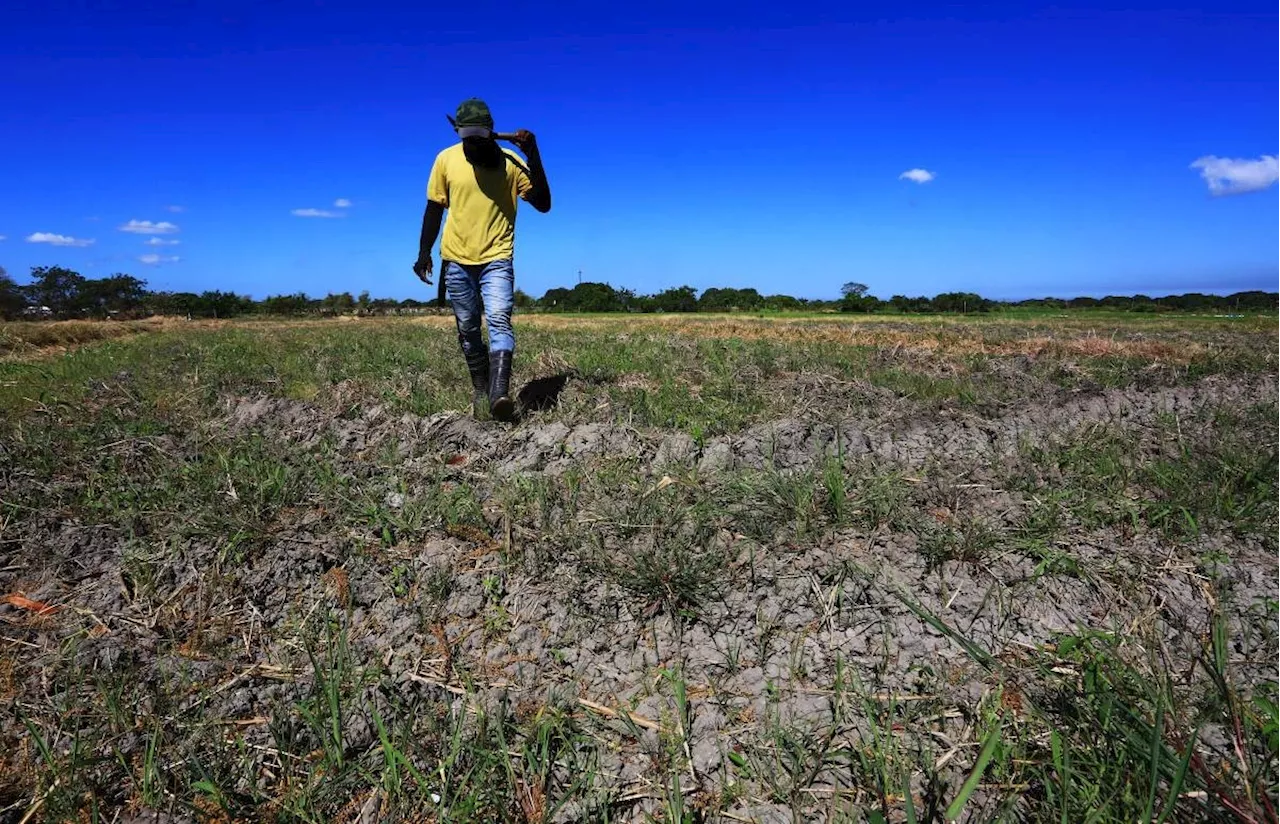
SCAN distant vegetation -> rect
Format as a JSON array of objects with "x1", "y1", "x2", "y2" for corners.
[{"x1": 2, "y1": 265, "x2": 1275, "y2": 321}]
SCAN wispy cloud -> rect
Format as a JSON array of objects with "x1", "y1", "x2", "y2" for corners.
[
  {"x1": 26, "y1": 232, "x2": 95, "y2": 247},
  {"x1": 292, "y1": 208, "x2": 344, "y2": 218},
  {"x1": 166, "y1": 205, "x2": 185, "y2": 213},
  {"x1": 119, "y1": 219, "x2": 180, "y2": 234},
  {"x1": 1189, "y1": 155, "x2": 1279, "y2": 196},
  {"x1": 899, "y1": 168, "x2": 936, "y2": 184},
  {"x1": 138, "y1": 254, "x2": 181, "y2": 265},
  {"x1": 145, "y1": 237, "x2": 181, "y2": 246},
  {"x1": 0, "y1": 235, "x2": 6, "y2": 242},
  {"x1": 333, "y1": 198, "x2": 352, "y2": 208}
]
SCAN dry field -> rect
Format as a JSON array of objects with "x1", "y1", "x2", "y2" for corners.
[{"x1": 0, "y1": 312, "x2": 1276, "y2": 823}]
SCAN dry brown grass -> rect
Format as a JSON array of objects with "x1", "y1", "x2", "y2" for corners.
[
  {"x1": 483, "y1": 314, "x2": 1213, "y2": 364},
  {"x1": 5, "y1": 311, "x2": 1256, "y2": 368},
  {"x1": 0, "y1": 316, "x2": 378, "y2": 360},
  {"x1": 1009, "y1": 335, "x2": 1199, "y2": 362},
  {"x1": 324, "y1": 567, "x2": 352, "y2": 610},
  {"x1": 0, "y1": 317, "x2": 219, "y2": 359}
]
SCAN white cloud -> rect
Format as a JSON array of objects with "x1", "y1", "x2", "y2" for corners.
[
  {"x1": 292, "y1": 208, "x2": 344, "y2": 218},
  {"x1": 138, "y1": 254, "x2": 180, "y2": 265},
  {"x1": 166, "y1": 205, "x2": 185, "y2": 213},
  {"x1": 333, "y1": 198, "x2": 352, "y2": 208},
  {"x1": 899, "y1": 168, "x2": 936, "y2": 184},
  {"x1": 1189, "y1": 155, "x2": 1279, "y2": 196},
  {"x1": 26, "y1": 232, "x2": 95, "y2": 247},
  {"x1": 145, "y1": 237, "x2": 181, "y2": 246},
  {"x1": 119, "y1": 219, "x2": 180, "y2": 234}
]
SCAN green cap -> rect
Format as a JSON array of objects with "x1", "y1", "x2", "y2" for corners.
[{"x1": 453, "y1": 98, "x2": 494, "y2": 129}]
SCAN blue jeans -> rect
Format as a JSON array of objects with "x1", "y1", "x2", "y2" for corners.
[{"x1": 444, "y1": 258, "x2": 516, "y2": 358}]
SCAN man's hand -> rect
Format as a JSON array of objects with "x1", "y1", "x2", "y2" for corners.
[
  {"x1": 416, "y1": 202, "x2": 444, "y2": 284},
  {"x1": 413, "y1": 256, "x2": 433, "y2": 284},
  {"x1": 510, "y1": 129, "x2": 551, "y2": 212},
  {"x1": 510, "y1": 129, "x2": 538, "y2": 156}
]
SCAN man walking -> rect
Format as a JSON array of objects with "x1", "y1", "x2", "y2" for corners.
[{"x1": 414, "y1": 98, "x2": 551, "y2": 422}]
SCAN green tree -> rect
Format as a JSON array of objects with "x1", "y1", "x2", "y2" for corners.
[
  {"x1": 541, "y1": 287, "x2": 572, "y2": 311},
  {"x1": 1225, "y1": 291, "x2": 1278, "y2": 311},
  {"x1": 80, "y1": 274, "x2": 148, "y2": 317},
  {"x1": 699, "y1": 287, "x2": 762, "y2": 312},
  {"x1": 570, "y1": 282, "x2": 627, "y2": 312},
  {"x1": 762, "y1": 294, "x2": 802, "y2": 311},
  {"x1": 538, "y1": 282, "x2": 630, "y2": 312},
  {"x1": 24, "y1": 265, "x2": 86, "y2": 317},
  {"x1": 1155, "y1": 292, "x2": 1217, "y2": 312},
  {"x1": 0, "y1": 267, "x2": 29, "y2": 319},
  {"x1": 145, "y1": 291, "x2": 191, "y2": 316},
  {"x1": 200, "y1": 290, "x2": 255, "y2": 318},
  {"x1": 320, "y1": 292, "x2": 356, "y2": 315},
  {"x1": 889, "y1": 295, "x2": 934, "y2": 313},
  {"x1": 932, "y1": 291, "x2": 990, "y2": 313},
  {"x1": 261, "y1": 293, "x2": 313, "y2": 315},
  {"x1": 839, "y1": 282, "x2": 881, "y2": 313},
  {"x1": 650, "y1": 285, "x2": 699, "y2": 313}
]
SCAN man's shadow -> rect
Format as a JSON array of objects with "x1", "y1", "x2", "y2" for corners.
[{"x1": 516, "y1": 372, "x2": 574, "y2": 415}]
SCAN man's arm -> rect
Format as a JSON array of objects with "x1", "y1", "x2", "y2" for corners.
[
  {"x1": 413, "y1": 200, "x2": 444, "y2": 283},
  {"x1": 512, "y1": 131, "x2": 551, "y2": 213}
]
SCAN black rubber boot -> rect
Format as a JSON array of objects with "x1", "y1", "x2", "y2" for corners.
[
  {"x1": 465, "y1": 345, "x2": 488, "y2": 422},
  {"x1": 468, "y1": 360, "x2": 491, "y2": 422},
  {"x1": 489, "y1": 350, "x2": 515, "y2": 422}
]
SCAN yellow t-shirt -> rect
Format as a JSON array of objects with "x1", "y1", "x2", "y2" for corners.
[{"x1": 426, "y1": 143, "x2": 534, "y2": 265}]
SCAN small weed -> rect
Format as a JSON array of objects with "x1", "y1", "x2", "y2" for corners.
[
  {"x1": 748, "y1": 694, "x2": 841, "y2": 816},
  {"x1": 389, "y1": 562, "x2": 412, "y2": 597},
  {"x1": 850, "y1": 467, "x2": 914, "y2": 530},
  {"x1": 420, "y1": 563, "x2": 455, "y2": 617},
  {"x1": 296, "y1": 612, "x2": 356, "y2": 773},
  {"x1": 821, "y1": 454, "x2": 850, "y2": 526},
  {"x1": 584, "y1": 469, "x2": 730, "y2": 621},
  {"x1": 917, "y1": 513, "x2": 1002, "y2": 571}
]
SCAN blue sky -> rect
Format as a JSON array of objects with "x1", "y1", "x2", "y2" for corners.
[{"x1": 2, "y1": 0, "x2": 1276, "y2": 302}]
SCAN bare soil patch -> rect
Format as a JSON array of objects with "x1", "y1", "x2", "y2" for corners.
[
  {"x1": 222, "y1": 372, "x2": 1275, "y2": 476},
  {"x1": 2, "y1": 358, "x2": 1275, "y2": 821}
]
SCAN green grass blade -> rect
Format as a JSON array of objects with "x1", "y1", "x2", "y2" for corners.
[
  {"x1": 945, "y1": 725, "x2": 1001, "y2": 821},
  {"x1": 1155, "y1": 726, "x2": 1200, "y2": 824},
  {"x1": 889, "y1": 586, "x2": 998, "y2": 672},
  {"x1": 20, "y1": 714, "x2": 57, "y2": 771},
  {"x1": 903, "y1": 772, "x2": 919, "y2": 824},
  {"x1": 1052, "y1": 730, "x2": 1071, "y2": 824},
  {"x1": 1212, "y1": 611, "x2": 1229, "y2": 676},
  {"x1": 1143, "y1": 701, "x2": 1165, "y2": 822}
]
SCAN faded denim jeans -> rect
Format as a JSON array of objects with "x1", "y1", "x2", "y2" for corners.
[{"x1": 444, "y1": 258, "x2": 515, "y2": 359}]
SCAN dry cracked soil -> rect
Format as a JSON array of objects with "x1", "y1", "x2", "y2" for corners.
[{"x1": 1, "y1": 333, "x2": 1277, "y2": 824}]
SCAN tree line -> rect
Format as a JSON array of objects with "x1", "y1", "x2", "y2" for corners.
[
  {"x1": 1, "y1": 265, "x2": 1275, "y2": 321},
  {"x1": 541, "y1": 281, "x2": 1278, "y2": 314},
  {"x1": 0, "y1": 266, "x2": 439, "y2": 320}
]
